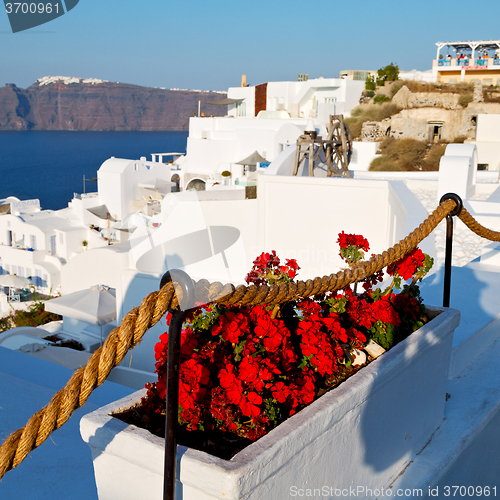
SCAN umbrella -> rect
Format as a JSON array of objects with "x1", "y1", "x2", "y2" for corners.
[
  {"x1": 44, "y1": 285, "x2": 116, "y2": 345},
  {"x1": 0, "y1": 275, "x2": 30, "y2": 288},
  {"x1": 235, "y1": 151, "x2": 268, "y2": 166},
  {"x1": 138, "y1": 178, "x2": 175, "y2": 191},
  {"x1": 205, "y1": 98, "x2": 244, "y2": 106},
  {"x1": 86, "y1": 204, "x2": 115, "y2": 221}
]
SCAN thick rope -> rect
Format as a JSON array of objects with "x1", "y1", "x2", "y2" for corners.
[
  {"x1": 2, "y1": 196, "x2": 493, "y2": 480},
  {"x1": 458, "y1": 206, "x2": 500, "y2": 241}
]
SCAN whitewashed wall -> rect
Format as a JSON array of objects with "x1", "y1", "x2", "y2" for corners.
[
  {"x1": 98, "y1": 158, "x2": 171, "y2": 221},
  {"x1": 184, "y1": 117, "x2": 310, "y2": 175},
  {"x1": 256, "y1": 175, "x2": 405, "y2": 280}
]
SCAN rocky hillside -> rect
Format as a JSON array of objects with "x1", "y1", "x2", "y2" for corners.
[
  {"x1": 352, "y1": 81, "x2": 500, "y2": 143},
  {"x1": 0, "y1": 77, "x2": 228, "y2": 131}
]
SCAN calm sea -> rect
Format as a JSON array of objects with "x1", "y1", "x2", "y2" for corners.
[{"x1": 0, "y1": 131, "x2": 189, "y2": 210}]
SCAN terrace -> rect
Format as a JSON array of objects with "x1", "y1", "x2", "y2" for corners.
[{"x1": 434, "y1": 39, "x2": 500, "y2": 84}]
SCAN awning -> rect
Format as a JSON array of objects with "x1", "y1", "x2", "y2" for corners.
[
  {"x1": 206, "y1": 98, "x2": 244, "y2": 106},
  {"x1": 87, "y1": 205, "x2": 115, "y2": 221},
  {"x1": 0, "y1": 275, "x2": 30, "y2": 288},
  {"x1": 235, "y1": 151, "x2": 268, "y2": 166}
]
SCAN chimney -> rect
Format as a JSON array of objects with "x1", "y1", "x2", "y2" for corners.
[{"x1": 241, "y1": 75, "x2": 247, "y2": 87}]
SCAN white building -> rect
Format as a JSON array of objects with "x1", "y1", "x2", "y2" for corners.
[
  {"x1": 469, "y1": 114, "x2": 500, "y2": 171},
  {"x1": 179, "y1": 77, "x2": 364, "y2": 190},
  {"x1": 0, "y1": 200, "x2": 92, "y2": 293},
  {"x1": 226, "y1": 77, "x2": 364, "y2": 120},
  {"x1": 0, "y1": 155, "x2": 179, "y2": 298}
]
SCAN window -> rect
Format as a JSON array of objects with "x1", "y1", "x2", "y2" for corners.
[
  {"x1": 235, "y1": 101, "x2": 246, "y2": 117},
  {"x1": 50, "y1": 235, "x2": 56, "y2": 255},
  {"x1": 324, "y1": 97, "x2": 337, "y2": 103},
  {"x1": 18, "y1": 266, "x2": 25, "y2": 277},
  {"x1": 30, "y1": 235, "x2": 36, "y2": 250},
  {"x1": 351, "y1": 150, "x2": 358, "y2": 163}
]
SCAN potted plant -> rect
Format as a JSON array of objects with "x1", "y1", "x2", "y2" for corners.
[
  {"x1": 221, "y1": 170, "x2": 231, "y2": 186},
  {"x1": 81, "y1": 234, "x2": 460, "y2": 500}
]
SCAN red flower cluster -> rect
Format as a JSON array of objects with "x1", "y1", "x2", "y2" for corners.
[
  {"x1": 144, "y1": 242, "x2": 430, "y2": 443},
  {"x1": 337, "y1": 231, "x2": 370, "y2": 251},
  {"x1": 245, "y1": 251, "x2": 300, "y2": 286},
  {"x1": 337, "y1": 231, "x2": 370, "y2": 265},
  {"x1": 150, "y1": 302, "x2": 328, "y2": 440},
  {"x1": 387, "y1": 248, "x2": 425, "y2": 281}
]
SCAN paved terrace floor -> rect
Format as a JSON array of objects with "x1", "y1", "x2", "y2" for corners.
[{"x1": 0, "y1": 347, "x2": 132, "y2": 500}]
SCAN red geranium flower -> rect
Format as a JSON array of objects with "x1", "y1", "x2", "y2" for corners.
[{"x1": 387, "y1": 248, "x2": 425, "y2": 281}]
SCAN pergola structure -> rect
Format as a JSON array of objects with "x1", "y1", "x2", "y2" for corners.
[{"x1": 436, "y1": 39, "x2": 500, "y2": 60}]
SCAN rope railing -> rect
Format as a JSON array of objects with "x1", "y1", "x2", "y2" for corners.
[{"x1": 1, "y1": 195, "x2": 500, "y2": 481}]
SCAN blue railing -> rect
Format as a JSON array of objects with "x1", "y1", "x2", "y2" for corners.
[
  {"x1": 494, "y1": 59, "x2": 500, "y2": 66},
  {"x1": 476, "y1": 59, "x2": 488, "y2": 66},
  {"x1": 438, "y1": 59, "x2": 451, "y2": 66},
  {"x1": 457, "y1": 59, "x2": 470, "y2": 66}
]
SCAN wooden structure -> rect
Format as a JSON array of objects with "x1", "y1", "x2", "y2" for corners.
[{"x1": 292, "y1": 115, "x2": 352, "y2": 177}]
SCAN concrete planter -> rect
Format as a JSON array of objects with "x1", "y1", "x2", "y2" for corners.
[{"x1": 81, "y1": 306, "x2": 460, "y2": 500}]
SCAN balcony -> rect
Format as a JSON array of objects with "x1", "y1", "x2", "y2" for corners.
[
  {"x1": 73, "y1": 192, "x2": 98, "y2": 201},
  {"x1": 436, "y1": 57, "x2": 500, "y2": 70}
]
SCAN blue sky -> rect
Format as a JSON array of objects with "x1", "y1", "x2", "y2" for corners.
[{"x1": 1, "y1": 0, "x2": 500, "y2": 91}]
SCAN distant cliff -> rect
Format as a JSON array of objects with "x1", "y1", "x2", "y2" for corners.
[{"x1": 0, "y1": 77, "x2": 228, "y2": 131}]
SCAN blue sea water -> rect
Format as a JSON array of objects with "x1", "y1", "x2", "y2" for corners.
[{"x1": 0, "y1": 131, "x2": 189, "y2": 210}]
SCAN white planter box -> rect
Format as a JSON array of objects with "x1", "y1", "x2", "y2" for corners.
[{"x1": 81, "y1": 306, "x2": 460, "y2": 500}]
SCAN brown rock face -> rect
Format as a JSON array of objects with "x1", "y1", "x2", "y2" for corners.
[{"x1": 0, "y1": 80, "x2": 227, "y2": 131}]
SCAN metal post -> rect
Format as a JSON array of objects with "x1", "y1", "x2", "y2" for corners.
[
  {"x1": 159, "y1": 270, "x2": 195, "y2": 500},
  {"x1": 439, "y1": 193, "x2": 463, "y2": 308},
  {"x1": 443, "y1": 214, "x2": 453, "y2": 308}
]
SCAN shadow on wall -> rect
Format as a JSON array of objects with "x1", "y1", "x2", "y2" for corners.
[{"x1": 361, "y1": 264, "x2": 490, "y2": 480}]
